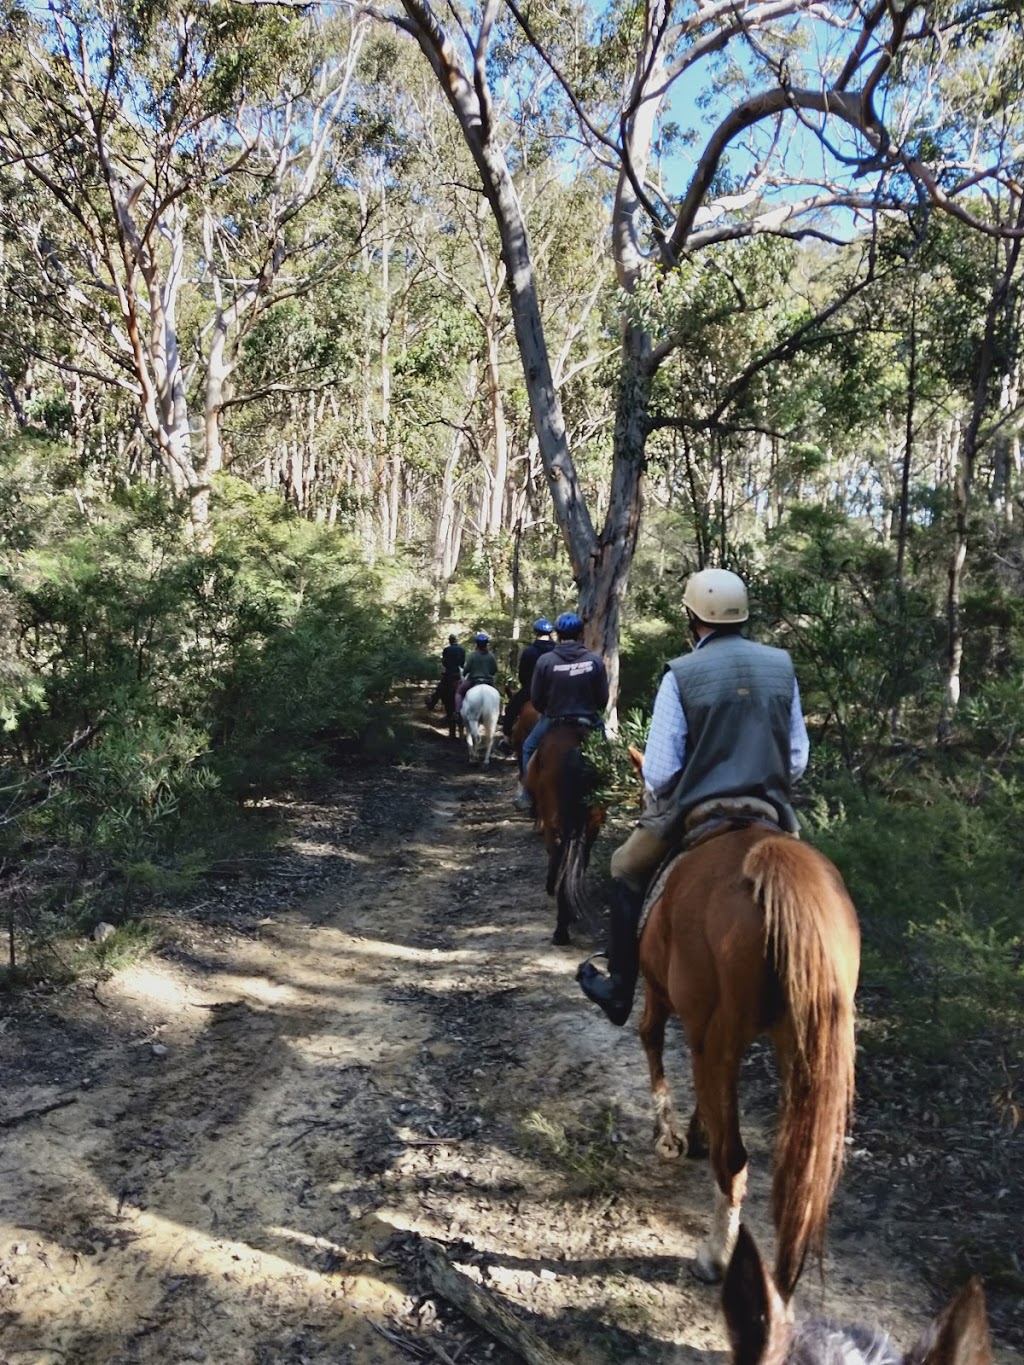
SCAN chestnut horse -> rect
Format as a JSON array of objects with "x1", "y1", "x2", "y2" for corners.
[
  {"x1": 510, "y1": 699, "x2": 539, "y2": 769},
  {"x1": 638, "y1": 824, "x2": 859, "y2": 1298},
  {"x1": 723, "y1": 1225, "x2": 992, "y2": 1365},
  {"x1": 524, "y1": 723, "x2": 605, "y2": 945}
]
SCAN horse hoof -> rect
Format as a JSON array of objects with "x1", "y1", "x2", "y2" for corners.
[
  {"x1": 691, "y1": 1250, "x2": 725, "y2": 1285},
  {"x1": 552, "y1": 928, "x2": 571, "y2": 946},
  {"x1": 654, "y1": 1132, "x2": 686, "y2": 1160}
]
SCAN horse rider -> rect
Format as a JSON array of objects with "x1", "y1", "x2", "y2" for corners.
[
  {"x1": 502, "y1": 618, "x2": 555, "y2": 735},
  {"x1": 577, "y1": 568, "x2": 810, "y2": 1026},
  {"x1": 455, "y1": 631, "x2": 498, "y2": 712},
  {"x1": 426, "y1": 633, "x2": 466, "y2": 711},
  {"x1": 513, "y1": 612, "x2": 609, "y2": 813}
]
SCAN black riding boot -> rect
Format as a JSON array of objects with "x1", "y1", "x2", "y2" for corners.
[{"x1": 576, "y1": 879, "x2": 644, "y2": 1026}]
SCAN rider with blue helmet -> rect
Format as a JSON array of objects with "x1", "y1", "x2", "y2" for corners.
[
  {"x1": 513, "y1": 611, "x2": 608, "y2": 812},
  {"x1": 454, "y1": 630, "x2": 499, "y2": 716},
  {"x1": 502, "y1": 618, "x2": 556, "y2": 737}
]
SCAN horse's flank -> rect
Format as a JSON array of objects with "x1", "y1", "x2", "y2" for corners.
[{"x1": 511, "y1": 700, "x2": 539, "y2": 768}]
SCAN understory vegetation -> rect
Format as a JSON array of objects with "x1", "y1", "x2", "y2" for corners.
[{"x1": 0, "y1": 439, "x2": 434, "y2": 978}]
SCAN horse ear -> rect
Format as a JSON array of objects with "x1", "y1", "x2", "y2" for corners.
[
  {"x1": 722, "y1": 1226, "x2": 794, "y2": 1365},
  {"x1": 904, "y1": 1279, "x2": 992, "y2": 1365}
]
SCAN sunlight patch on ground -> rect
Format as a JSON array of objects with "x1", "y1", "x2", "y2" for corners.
[
  {"x1": 110, "y1": 961, "x2": 197, "y2": 1015},
  {"x1": 340, "y1": 936, "x2": 485, "y2": 966}
]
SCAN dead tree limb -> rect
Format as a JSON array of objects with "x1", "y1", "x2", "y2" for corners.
[{"x1": 415, "y1": 1235, "x2": 571, "y2": 1365}]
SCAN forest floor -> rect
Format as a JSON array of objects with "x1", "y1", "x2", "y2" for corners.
[{"x1": 1, "y1": 694, "x2": 1021, "y2": 1365}]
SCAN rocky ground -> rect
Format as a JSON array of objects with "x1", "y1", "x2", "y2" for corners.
[{"x1": 1, "y1": 700, "x2": 1020, "y2": 1364}]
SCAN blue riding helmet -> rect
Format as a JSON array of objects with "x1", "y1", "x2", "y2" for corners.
[
  {"x1": 555, "y1": 611, "x2": 583, "y2": 634},
  {"x1": 533, "y1": 618, "x2": 554, "y2": 634},
  {"x1": 475, "y1": 631, "x2": 490, "y2": 643}
]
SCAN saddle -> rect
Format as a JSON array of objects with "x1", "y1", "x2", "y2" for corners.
[
  {"x1": 682, "y1": 796, "x2": 781, "y2": 850},
  {"x1": 637, "y1": 798, "x2": 788, "y2": 937}
]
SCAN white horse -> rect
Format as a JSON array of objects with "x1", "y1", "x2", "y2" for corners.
[{"x1": 460, "y1": 683, "x2": 502, "y2": 767}]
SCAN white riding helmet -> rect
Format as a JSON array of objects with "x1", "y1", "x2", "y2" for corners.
[{"x1": 682, "y1": 568, "x2": 749, "y2": 624}]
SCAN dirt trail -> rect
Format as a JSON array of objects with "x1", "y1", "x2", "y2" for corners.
[{"x1": 0, "y1": 709, "x2": 1017, "y2": 1364}]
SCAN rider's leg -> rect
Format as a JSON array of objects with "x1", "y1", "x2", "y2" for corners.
[
  {"x1": 577, "y1": 825, "x2": 669, "y2": 1026},
  {"x1": 514, "y1": 715, "x2": 549, "y2": 811}
]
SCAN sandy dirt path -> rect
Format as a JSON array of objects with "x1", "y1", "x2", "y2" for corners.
[{"x1": 1, "y1": 708, "x2": 1019, "y2": 1364}]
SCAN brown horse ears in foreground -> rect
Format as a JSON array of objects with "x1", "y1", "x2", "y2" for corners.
[{"x1": 723, "y1": 1226, "x2": 993, "y2": 1365}]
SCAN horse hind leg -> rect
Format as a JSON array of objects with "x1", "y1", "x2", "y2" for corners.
[
  {"x1": 689, "y1": 1041, "x2": 747, "y2": 1284},
  {"x1": 553, "y1": 878, "x2": 572, "y2": 946},
  {"x1": 639, "y1": 988, "x2": 688, "y2": 1159}
]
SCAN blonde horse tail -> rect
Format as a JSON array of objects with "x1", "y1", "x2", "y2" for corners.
[{"x1": 743, "y1": 836, "x2": 860, "y2": 1300}]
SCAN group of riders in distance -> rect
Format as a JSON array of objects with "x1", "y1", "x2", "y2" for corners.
[{"x1": 420, "y1": 572, "x2": 994, "y2": 1365}]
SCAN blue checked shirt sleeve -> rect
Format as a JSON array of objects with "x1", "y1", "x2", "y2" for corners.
[
  {"x1": 790, "y1": 678, "x2": 810, "y2": 779},
  {"x1": 641, "y1": 672, "x2": 688, "y2": 795}
]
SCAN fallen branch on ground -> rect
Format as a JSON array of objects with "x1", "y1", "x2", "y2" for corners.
[
  {"x1": 0, "y1": 1094, "x2": 79, "y2": 1128},
  {"x1": 414, "y1": 1234, "x2": 571, "y2": 1365}
]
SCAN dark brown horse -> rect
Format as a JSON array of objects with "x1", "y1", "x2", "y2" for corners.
[
  {"x1": 437, "y1": 672, "x2": 464, "y2": 741},
  {"x1": 638, "y1": 824, "x2": 860, "y2": 1298},
  {"x1": 510, "y1": 699, "x2": 539, "y2": 769},
  {"x1": 525, "y1": 723, "x2": 605, "y2": 945},
  {"x1": 724, "y1": 1225, "x2": 992, "y2": 1365}
]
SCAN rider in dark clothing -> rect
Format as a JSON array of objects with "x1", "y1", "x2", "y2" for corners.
[
  {"x1": 427, "y1": 634, "x2": 466, "y2": 710},
  {"x1": 502, "y1": 619, "x2": 555, "y2": 735},
  {"x1": 513, "y1": 612, "x2": 608, "y2": 812}
]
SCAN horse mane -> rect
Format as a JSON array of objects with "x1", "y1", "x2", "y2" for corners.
[{"x1": 743, "y1": 836, "x2": 859, "y2": 1299}]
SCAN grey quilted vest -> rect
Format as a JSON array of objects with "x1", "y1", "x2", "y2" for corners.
[{"x1": 639, "y1": 633, "x2": 799, "y2": 842}]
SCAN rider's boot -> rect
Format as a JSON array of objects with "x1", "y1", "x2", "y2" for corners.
[{"x1": 576, "y1": 879, "x2": 644, "y2": 1026}]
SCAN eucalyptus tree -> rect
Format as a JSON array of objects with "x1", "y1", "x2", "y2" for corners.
[
  {"x1": 0, "y1": 0, "x2": 371, "y2": 532},
  {"x1": 357, "y1": 0, "x2": 1024, "y2": 707}
]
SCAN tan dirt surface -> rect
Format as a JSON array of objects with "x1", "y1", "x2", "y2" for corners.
[{"x1": 1, "y1": 704, "x2": 1021, "y2": 1364}]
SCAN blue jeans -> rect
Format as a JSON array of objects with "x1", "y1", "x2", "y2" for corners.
[
  {"x1": 521, "y1": 715, "x2": 551, "y2": 777},
  {"x1": 521, "y1": 715, "x2": 604, "y2": 777}
]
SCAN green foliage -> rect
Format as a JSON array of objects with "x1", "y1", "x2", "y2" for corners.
[
  {"x1": 808, "y1": 768, "x2": 1024, "y2": 1057},
  {"x1": 519, "y1": 1103, "x2": 625, "y2": 1194},
  {"x1": 581, "y1": 711, "x2": 647, "y2": 815},
  {"x1": 0, "y1": 443, "x2": 434, "y2": 966},
  {"x1": 756, "y1": 506, "x2": 942, "y2": 768}
]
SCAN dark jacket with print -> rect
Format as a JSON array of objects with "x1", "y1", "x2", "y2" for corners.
[{"x1": 530, "y1": 641, "x2": 609, "y2": 720}]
